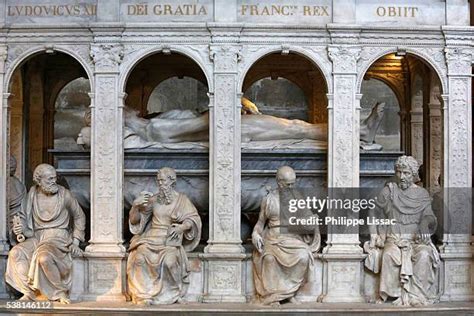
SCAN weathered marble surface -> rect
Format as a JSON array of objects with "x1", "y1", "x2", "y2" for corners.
[
  {"x1": 365, "y1": 156, "x2": 440, "y2": 306},
  {"x1": 6, "y1": 164, "x2": 85, "y2": 304}
]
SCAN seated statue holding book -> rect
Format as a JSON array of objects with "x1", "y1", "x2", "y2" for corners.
[{"x1": 127, "y1": 167, "x2": 202, "y2": 305}]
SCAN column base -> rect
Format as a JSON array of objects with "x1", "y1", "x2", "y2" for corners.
[
  {"x1": 83, "y1": 250, "x2": 127, "y2": 302},
  {"x1": 320, "y1": 253, "x2": 366, "y2": 303},
  {"x1": 204, "y1": 242, "x2": 245, "y2": 254},
  {"x1": 199, "y1": 253, "x2": 249, "y2": 303},
  {"x1": 440, "y1": 252, "x2": 474, "y2": 302}
]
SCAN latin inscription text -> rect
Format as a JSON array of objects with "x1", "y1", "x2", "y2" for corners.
[
  {"x1": 8, "y1": 4, "x2": 96, "y2": 17},
  {"x1": 239, "y1": 4, "x2": 330, "y2": 17},
  {"x1": 127, "y1": 4, "x2": 207, "y2": 16},
  {"x1": 376, "y1": 6, "x2": 419, "y2": 18}
]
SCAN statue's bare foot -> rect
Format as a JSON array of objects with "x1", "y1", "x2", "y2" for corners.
[
  {"x1": 375, "y1": 298, "x2": 385, "y2": 304},
  {"x1": 289, "y1": 297, "x2": 301, "y2": 305},
  {"x1": 19, "y1": 294, "x2": 33, "y2": 301},
  {"x1": 136, "y1": 299, "x2": 152, "y2": 305},
  {"x1": 176, "y1": 297, "x2": 187, "y2": 304},
  {"x1": 58, "y1": 294, "x2": 71, "y2": 304},
  {"x1": 269, "y1": 301, "x2": 280, "y2": 307},
  {"x1": 392, "y1": 298, "x2": 404, "y2": 306}
]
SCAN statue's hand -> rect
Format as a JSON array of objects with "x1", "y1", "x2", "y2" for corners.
[
  {"x1": 418, "y1": 233, "x2": 431, "y2": 244},
  {"x1": 13, "y1": 222, "x2": 23, "y2": 236},
  {"x1": 168, "y1": 224, "x2": 184, "y2": 240},
  {"x1": 252, "y1": 233, "x2": 264, "y2": 253},
  {"x1": 70, "y1": 239, "x2": 83, "y2": 257},
  {"x1": 133, "y1": 191, "x2": 153, "y2": 208}
]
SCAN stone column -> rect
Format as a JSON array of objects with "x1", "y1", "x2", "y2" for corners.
[
  {"x1": 321, "y1": 45, "x2": 364, "y2": 303},
  {"x1": 0, "y1": 45, "x2": 10, "y2": 299},
  {"x1": 410, "y1": 90, "x2": 424, "y2": 163},
  {"x1": 439, "y1": 45, "x2": 474, "y2": 301},
  {"x1": 428, "y1": 74, "x2": 442, "y2": 191},
  {"x1": 84, "y1": 40, "x2": 126, "y2": 301},
  {"x1": 200, "y1": 40, "x2": 247, "y2": 303}
]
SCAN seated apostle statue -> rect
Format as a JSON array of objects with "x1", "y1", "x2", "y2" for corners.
[
  {"x1": 127, "y1": 167, "x2": 202, "y2": 305},
  {"x1": 364, "y1": 155, "x2": 440, "y2": 306},
  {"x1": 5, "y1": 164, "x2": 86, "y2": 304},
  {"x1": 252, "y1": 166, "x2": 320, "y2": 306}
]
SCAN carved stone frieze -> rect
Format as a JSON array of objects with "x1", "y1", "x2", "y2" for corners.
[{"x1": 90, "y1": 44, "x2": 124, "y2": 72}]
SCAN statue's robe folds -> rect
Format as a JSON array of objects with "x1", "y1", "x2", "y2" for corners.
[
  {"x1": 374, "y1": 183, "x2": 440, "y2": 306},
  {"x1": 8, "y1": 176, "x2": 26, "y2": 246},
  {"x1": 6, "y1": 186, "x2": 86, "y2": 300},
  {"x1": 127, "y1": 193, "x2": 202, "y2": 304},
  {"x1": 253, "y1": 190, "x2": 318, "y2": 304}
]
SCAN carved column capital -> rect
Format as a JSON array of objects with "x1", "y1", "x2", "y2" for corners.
[
  {"x1": 444, "y1": 47, "x2": 473, "y2": 76},
  {"x1": 209, "y1": 45, "x2": 242, "y2": 73},
  {"x1": 90, "y1": 44, "x2": 123, "y2": 72},
  {"x1": 328, "y1": 46, "x2": 361, "y2": 73}
]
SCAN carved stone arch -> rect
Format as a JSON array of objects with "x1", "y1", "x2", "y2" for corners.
[
  {"x1": 238, "y1": 45, "x2": 332, "y2": 94},
  {"x1": 119, "y1": 45, "x2": 213, "y2": 95},
  {"x1": 4, "y1": 44, "x2": 94, "y2": 93},
  {"x1": 356, "y1": 47, "x2": 447, "y2": 96}
]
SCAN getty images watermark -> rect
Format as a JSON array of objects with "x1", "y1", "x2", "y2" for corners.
[{"x1": 278, "y1": 187, "x2": 472, "y2": 236}]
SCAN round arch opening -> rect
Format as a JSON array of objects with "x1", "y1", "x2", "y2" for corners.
[
  {"x1": 8, "y1": 51, "x2": 91, "y2": 185},
  {"x1": 124, "y1": 52, "x2": 209, "y2": 116},
  {"x1": 359, "y1": 52, "x2": 444, "y2": 194}
]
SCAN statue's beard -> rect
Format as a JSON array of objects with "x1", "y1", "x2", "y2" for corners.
[
  {"x1": 40, "y1": 183, "x2": 58, "y2": 194},
  {"x1": 399, "y1": 181, "x2": 410, "y2": 190},
  {"x1": 158, "y1": 185, "x2": 173, "y2": 204}
]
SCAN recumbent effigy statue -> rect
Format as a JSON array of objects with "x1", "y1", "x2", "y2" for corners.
[
  {"x1": 127, "y1": 167, "x2": 202, "y2": 305},
  {"x1": 364, "y1": 155, "x2": 440, "y2": 306},
  {"x1": 76, "y1": 98, "x2": 385, "y2": 151},
  {"x1": 252, "y1": 166, "x2": 320, "y2": 306},
  {"x1": 5, "y1": 164, "x2": 86, "y2": 304}
]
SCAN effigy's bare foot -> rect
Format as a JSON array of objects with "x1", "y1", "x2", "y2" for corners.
[
  {"x1": 289, "y1": 297, "x2": 301, "y2": 305},
  {"x1": 375, "y1": 298, "x2": 385, "y2": 304},
  {"x1": 392, "y1": 297, "x2": 404, "y2": 306}
]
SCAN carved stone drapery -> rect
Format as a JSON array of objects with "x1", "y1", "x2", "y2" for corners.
[
  {"x1": 85, "y1": 42, "x2": 126, "y2": 301},
  {"x1": 200, "y1": 43, "x2": 247, "y2": 303}
]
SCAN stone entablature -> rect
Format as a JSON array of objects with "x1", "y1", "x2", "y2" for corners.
[{"x1": 0, "y1": 0, "x2": 470, "y2": 26}]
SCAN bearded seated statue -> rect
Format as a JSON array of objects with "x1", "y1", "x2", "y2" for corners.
[{"x1": 364, "y1": 156, "x2": 440, "y2": 306}]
